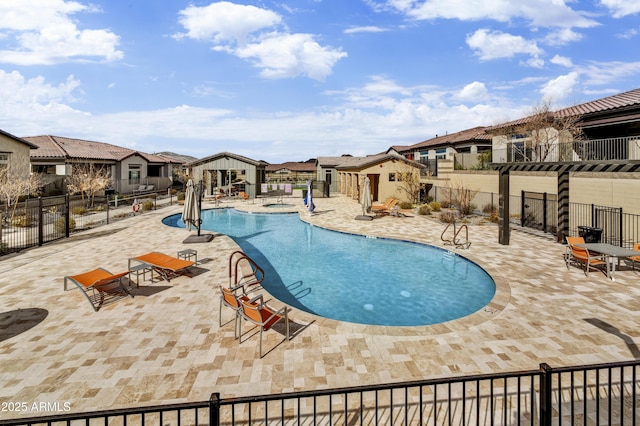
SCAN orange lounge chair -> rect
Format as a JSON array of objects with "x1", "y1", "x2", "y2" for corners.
[
  {"x1": 239, "y1": 294, "x2": 290, "y2": 358},
  {"x1": 129, "y1": 252, "x2": 195, "y2": 282},
  {"x1": 564, "y1": 236, "x2": 607, "y2": 277},
  {"x1": 64, "y1": 268, "x2": 133, "y2": 311},
  {"x1": 371, "y1": 197, "x2": 395, "y2": 212},
  {"x1": 628, "y1": 243, "x2": 640, "y2": 271},
  {"x1": 373, "y1": 198, "x2": 399, "y2": 216},
  {"x1": 239, "y1": 191, "x2": 249, "y2": 201}
]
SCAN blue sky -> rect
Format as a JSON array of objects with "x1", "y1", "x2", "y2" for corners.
[{"x1": 1, "y1": 0, "x2": 639, "y2": 163}]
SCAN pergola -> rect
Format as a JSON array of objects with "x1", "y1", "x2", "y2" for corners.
[{"x1": 493, "y1": 160, "x2": 640, "y2": 245}]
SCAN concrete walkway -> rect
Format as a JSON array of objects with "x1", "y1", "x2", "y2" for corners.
[{"x1": 1, "y1": 195, "x2": 639, "y2": 420}]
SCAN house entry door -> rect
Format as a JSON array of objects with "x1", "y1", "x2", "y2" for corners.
[{"x1": 367, "y1": 174, "x2": 380, "y2": 202}]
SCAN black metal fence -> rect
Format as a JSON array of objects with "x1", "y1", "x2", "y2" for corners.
[
  {"x1": 2, "y1": 360, "x2": 639, "y2": 425},
  {"x1": 1, "y1": 191, "x2": 176, "y2": 257},
  {"x1": 430, "y1": 187, "x2": 640, "y2": 248}
]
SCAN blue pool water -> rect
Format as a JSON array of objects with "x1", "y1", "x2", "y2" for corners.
[{"x1": 163, "y1": 209, "x2": 496, "y2": 326}]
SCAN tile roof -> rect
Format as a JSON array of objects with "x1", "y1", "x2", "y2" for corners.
[
  {"x1": 556, "y1": 87, "x2": 640, "y2": 118},
  {"x1": 490, "y1": 87, "x2": 640, "y2": 131},
  {"x1": 185, "y1": 151, "x2": 268, "y2": 167},
  {"x1": 407, "y1": 126, "x2": 491, "y2": 150},
  {"x1": 23, "y1": 135, "x2": 174, "y2": 164},
  {"x1": 335, "y1": 153, "x2": 426, "y2": 170}
]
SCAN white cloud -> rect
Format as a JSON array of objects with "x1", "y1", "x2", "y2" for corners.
[
  {"x1": 550, "y1": 55, "x2": 573, "y2": 67},
  {"x1": 540, "y1": 72, "x2": 579, "y2": 103},
  {"x1": 234, "y1": 32, "x2": 347, "y2": 81},
  {"x1": 0, "y1": 70, "x2": 524, "y2": 161},
  {"x1": 175, "y1": 1, "x2": 346, "y2": 81},
  {"x1": 175, "y1": 1, "x2": 281, "y2": 45},
  {"x1": 0, "y1": 0, "x2": 123, "y2": 65},
  {"x1": 344, "y1": 26, "x2": 389, "y2": 34},
  {"x1": 579, "y1": 61, "x2": 640, "y2": 86},
  {"x1": 599, "y1": 0, "x2": 640, "y2": 18},
  {"x1": 544, "y1": 28, "x2": 583, "y2": 46},
  {"x1": 466, "y1": 29, "x2": 543, "y2": 63},
  {"x1": 457, "y1": 81, "x2": 488, "y2": 102},
  {"x1": 384, "y1": 0, "x2": 597, "y2": 28},
  {"x1": 616, "y1": 28, "x2": 639, "y2": 39}
]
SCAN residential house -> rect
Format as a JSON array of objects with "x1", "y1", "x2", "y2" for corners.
[
  {"x1": 0, "y1": 129, "x2": 38, "y2": 180},
  {"x1": 24, "y1": 135, "x2": 180, "y2": 195},
  {"x1": 333, "y1": 153, "x2": 426, "y2": 204},
  {"x1": 184, "y1": 152, "x2": 267, "y2": 199},
  {"x1": 396, "y1": 126, "x2": 493, "y2": 174}
]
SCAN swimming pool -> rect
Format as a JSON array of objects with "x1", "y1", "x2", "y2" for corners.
[{"x1": 163, "y1": 209, "x2": 496, "y2": 326}]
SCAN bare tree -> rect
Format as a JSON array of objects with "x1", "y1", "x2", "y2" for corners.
[
  {"x1": 0, "y1": 152, "x2": 44, "y2": 224},
  {"x1": 445, "y1": 179, "x2": 479, "y2": 216},
  {"x1": 394, "y1": 161, "x2": 422, "y2": 204},
  {"x1": 65, "y1": 163, "x2": 111, "y2": 208},
  {"x1": 497, "y1": 100, "x2": 584, "y2": 162}
]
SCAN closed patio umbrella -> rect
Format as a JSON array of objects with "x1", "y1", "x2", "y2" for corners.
[
  {"x1": 361, "y1": 176, "x2": 372, "y2": 215},
  {"x1": 182, "y1": 179, "x2": 199, "y2": 231},
  {"x1": 356, "y1": 176, "x2": 373, "y2": 221},
  {"x1": 305, "y1": 180, "x2": 315, "y2": 215}
]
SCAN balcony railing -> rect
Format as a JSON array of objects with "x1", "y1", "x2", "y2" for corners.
[{"x1": 492, "y1": 136, "x2": 640, "y2": 164}]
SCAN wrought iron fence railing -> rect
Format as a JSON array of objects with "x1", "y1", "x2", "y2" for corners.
[
  {"x1": 2, "y1": 360, "x2": 639, "y2": 425},
  {"x1": 430, "y1": 187, "x2": 640, "y2": 248},
  {"x1": 491, "y1": 136, "x2": 640, "y2": 164},
  {"x1": 1, "y1": 191, "x2": 178, "y2": 257}
]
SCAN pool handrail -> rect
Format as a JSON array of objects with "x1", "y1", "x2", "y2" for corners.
[{"x1": 228, "y1": 250, "x2": 265, "y2": 290}]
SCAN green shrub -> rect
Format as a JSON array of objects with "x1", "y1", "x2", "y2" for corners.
[
  {"x1": 72, "y1": 206, "x2": 87, "y2": 215},
  {"x1": 429, "y1": 201, "x2": 441, "y2": 212},
  {"x1": 482, "y1": 203, "x2": 496, "y2": 214},
  {"x1": 417, "y1": 204, "x2": 431, "y2": 215},
  {"x1": 177, "y1": 192, "x2": 185, "y2": 201},
  {"x1": 439, "y1": 211, "x2": 457, "y2": 223},
  {"x1": 460, "y1": 203, "x2": 477, "y2": 216},
  {"x1": 55, "y1": 217, "x2": 76, "y2": 233},
  {"x1": 142, "y1": 201, "x2": 154, "y2": 211},
  {"x1": 440, "y1": 200, "x2": 451, "y2": 209},
  {"x1": 399, "y1": 201, "x2": 413, "y2": 210},
  {"x1": 11, "y1": 215, "x2": 33, "y2": 227}
]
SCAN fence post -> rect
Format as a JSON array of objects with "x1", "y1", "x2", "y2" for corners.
[
  {"x1": 106, "y1": 198, "x2": 110, "y2": 225},
  {"x1": 543, "y1": 192, "x2": 548, "y2": 233},
  {"x1": 38, "y1": 197, "x2": 44, "y2": 246},
  {"x1": 539, "y1": 363, "x2": 553, "y2": 426},
  {"x1": 209, "y1": 393, "x2": 221, "y2": 426},
  {"x1": 521, "y1": 190, "x2": 525, "y2": 228},
  {"x1": 65, "y1": 194, "x2": 70, "y2": 238},
  {"x1": 619, "y1": 207, "x2": 623, "y2": 247}
]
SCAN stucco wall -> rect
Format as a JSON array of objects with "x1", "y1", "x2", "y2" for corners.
[
  {"x1": 0, "y1": 135, "x2": 31, "y2": 179},
  {"x1": 431, "y1": 168, "x2": 640, "y2": 214}
]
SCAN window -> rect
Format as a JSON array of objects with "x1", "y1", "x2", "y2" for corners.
[
  {"x1": 388, "y1": 173, "x2": 396, "y2": 182},
  {"x1": 128, "y1": 164, "x2": 141, "y2": 184},
  {"x1": 0, "y1": 152, "x2": 9, "y2": 170},
  {"x1": 147, "y1": 165, "x2": 161, "y2": 177},
  {"x1": 436, "y1": 148, "x2": 447, "y2": 160}
]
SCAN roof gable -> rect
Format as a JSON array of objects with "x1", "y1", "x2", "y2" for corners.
[{"x1": 0, "y1": 129, "x2": 39, "y2": 149}]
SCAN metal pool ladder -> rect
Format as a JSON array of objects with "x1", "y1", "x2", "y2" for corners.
[
  {"x1": 441, "y1": 223, "x2": 471, "y2": 249},
  {"x1": 228, "y1": 250, "x2": 265, "y2": 289}
]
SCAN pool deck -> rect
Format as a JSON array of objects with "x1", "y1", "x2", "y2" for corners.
[{"x1": 1, "y1": 195, "x2": 640, "y2": 419}]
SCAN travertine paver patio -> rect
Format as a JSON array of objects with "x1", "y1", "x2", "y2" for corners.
[{"x1": 1, "y1": 195, "x2": 639, "y2": 420}]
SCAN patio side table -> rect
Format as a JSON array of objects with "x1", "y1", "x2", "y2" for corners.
[{"x1": 178, "y1": 249, "x2": 198, "y2": 265}]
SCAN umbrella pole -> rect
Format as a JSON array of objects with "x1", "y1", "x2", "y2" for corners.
[{"x1": 197, "y1": 181, "x2": 203, "y2": 237}]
